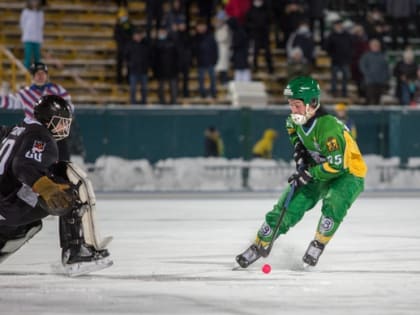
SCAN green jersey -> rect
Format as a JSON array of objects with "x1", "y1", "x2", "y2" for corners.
[{"x1": 286, "y1": 111, "x2": 367, "y2": 181}]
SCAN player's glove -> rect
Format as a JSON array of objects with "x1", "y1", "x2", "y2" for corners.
[
  {"x1": 288, "y1": 167, "x2": 313, "y2": 188},
  {"x1": 32, "y1": 176, "x2": 74, "y2": 215},
  {"x1": 293, "y1": 141, "x2": 310, "y2": 169}
]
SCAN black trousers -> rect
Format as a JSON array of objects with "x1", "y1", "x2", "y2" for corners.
[
  {"x1": 365, "y1": 83, "x2": 385, "y2": 105},
  {"x1": 0, "y1": 197, "x2": 48, "y2": 228}
]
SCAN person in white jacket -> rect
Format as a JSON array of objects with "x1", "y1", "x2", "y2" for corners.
[
  {"x1": 20, "y1": 0, "x2": 44, "y2": 69},
  {"x1": 214, "y1": 8, "x2": 231, "y2": 86}
]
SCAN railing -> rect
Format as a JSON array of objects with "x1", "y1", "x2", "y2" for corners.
[{"x1": 0, "y1": 45, "x2": 31, "y2": 92}]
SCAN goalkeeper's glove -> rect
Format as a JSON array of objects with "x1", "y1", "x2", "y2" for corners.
[{"x1": 32, "y1": 176, "x2": 74, "y2": 214}]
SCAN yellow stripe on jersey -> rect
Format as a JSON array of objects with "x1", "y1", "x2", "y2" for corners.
[
  {"x1": 321, "y1": 162, "x2": 340, "y2": 174},
  {"x1": 343, "y1": 131, "x2": 367, "y2": 178}
]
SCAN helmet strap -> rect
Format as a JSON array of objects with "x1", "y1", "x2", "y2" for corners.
[{"x1": 306, "y1": 97, "x2": 320, "y2": 117}]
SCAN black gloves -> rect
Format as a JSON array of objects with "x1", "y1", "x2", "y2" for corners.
[
  {"x1": 288, "y1": 167, "x2": 313, "y2": 188},
  {"x1": 293, "y1": 141, "x2": 310, "y2": 169}
]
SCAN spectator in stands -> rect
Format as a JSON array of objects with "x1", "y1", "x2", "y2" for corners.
[
  {"x1": 125, "y1": 28, "x2": 151, "y2": 105},
  {"x1": 215, "y1": 8, "x2": 232, "y2": 86},
  {"x1": 286, "y1": 20, "x2": 316, "y2": 66},
  {"x1": 281, "y1": 1, "x2": 308, "y2": 49},
  {"x1": 204, "y1": 126, "x2": 224, "y2": 157},
  {"x1": 350, "y1": 24, "x2": 369, "y2": 99},
  {"x1": 173, "y1": 18, "x2": 193, "y2": 98},
  {"x1": 20, "y1": 0, "x2": 44, "y2": 69},
  {"x1": 334, "y1": 103, "x2": 357, "y2": 139},
  {"x1": 184, "y1": 0, "x2": 194, "y2": 32},
  {"x1": 246, "y1": 0, "x2": 274, "y2": 74},
  {"x1": 385, "y1": 0, "x2": 416, "y2": 50},
  {"x1": 324, "y1": 19, "x2": 353, "y2": 98},
  {"x1": 193, "y1": 19, "x2": 219, "y2": 99},
  {"x1": 363, "y1": 7, "x2": 389, "y2": 46},
  {"x1": 162, "y1": 0, "x2": 191, "y2": 98},
  {"x1": 393, "y1": 47, "x2": 418, "y2": 105},
  {"x1": 197, "y1": 0, "x2": 217, "y2": 27},
  {"x1": 152, "y1": 26, "x2": 179, "y2": 105},
  {"x1": 359, "y1": 38, "x2": 390, "y2": 105},
  {"x1": 113, "y1": 7, "x2": 134, "y2": 84},
  {"x1": 146, "y1": 0, "x2": 165, "y2": 40},
  {"x1": 225, "y1": 0, "x2": 252, "y2": 26},
  {"x1": 162, "y1": 0, "x2": 186, "y2": 37},
  {"x1": 269, "y1": 0, "x2": 285, "y2": 48},
  {"x1": 252, "y1": 128, "x2": 278, "y2": 159},
  {"x1": 0, "y1": 62, "x2": 74, "y2": 160},
  {"x1": 228, "y1": 18, "x2": 251, "y2": 82},
  {"x1": 286, "y1": 47, "x2": 310, "y2": 78},
  {"x1": 308, "y1": 0, "x2": 327, "y2": 46}
]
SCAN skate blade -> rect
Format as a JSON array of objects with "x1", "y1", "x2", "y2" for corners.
[
  {"x1": 302, "y1": 262, "x2": 314, "y2": 271},
  {"x1": 232, "y1": 266, "x2": 252, "y2": 272},
  {"x1": 232, "y1": 260, "x2": 253, "y2": 271},
  {"x1": 54, "y1": 257, "x2": 113, "y2": 277}
]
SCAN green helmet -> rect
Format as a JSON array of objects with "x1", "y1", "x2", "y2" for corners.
[{"x1": 283, "y1": 76, "x2": 321, "y2": 106}]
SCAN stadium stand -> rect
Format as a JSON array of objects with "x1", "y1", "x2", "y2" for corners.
[{"x1": 0, "y1": 0, "x2": 408, "y2": 106}]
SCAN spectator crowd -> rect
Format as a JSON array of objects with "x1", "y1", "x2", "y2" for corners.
[{"x1": 13, "y1": 0, "x2": 420, "y2": 106}]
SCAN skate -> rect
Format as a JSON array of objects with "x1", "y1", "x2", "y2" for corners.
[
  {"x1": 235, "y1": 244, "x2": 262, "y2": 268},
  {"x1": 302, "y1": 240, "x2": 325, "y2": 267},
  {"x1": 61, "y1": 244, "x2": 113, "y2": 277}
]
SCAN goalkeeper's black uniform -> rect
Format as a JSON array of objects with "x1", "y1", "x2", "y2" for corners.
[{"x1": 0, "y1": 118, "x2": 58, "y2": 228}]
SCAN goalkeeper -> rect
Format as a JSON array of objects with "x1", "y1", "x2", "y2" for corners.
[
  {"x1": 0, "y1": 95, "x2": 112, "y2": 276},
  {"x1": 236, "y1": 76, "x2": 367, "y2": 268}
]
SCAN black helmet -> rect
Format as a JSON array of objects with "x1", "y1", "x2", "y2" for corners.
[
  {"x1": 30, "y1": 62, "x2": 48, "y2": 75},
  {"x1": 34, "y1": 95, "x2": 72, "y2": 141}
]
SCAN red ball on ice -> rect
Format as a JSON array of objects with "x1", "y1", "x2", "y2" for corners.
[{"x1": 262, "y1": 264, "x2": 271, "y2": 274}]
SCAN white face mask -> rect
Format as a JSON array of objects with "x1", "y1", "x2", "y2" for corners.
[
  {"x1": 290, "y1": 104, "x2": 320, "y2": 125},
  {"x1": 291, "y1": 113, "x2": 309, "y2": 125}
]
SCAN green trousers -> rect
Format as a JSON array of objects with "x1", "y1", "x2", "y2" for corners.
[{"x1": 257, "y1": 172, "x2": 364, "y2": 244}]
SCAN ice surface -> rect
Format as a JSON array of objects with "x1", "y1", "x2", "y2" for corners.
[{"x1": 1, "y1": 196, "x2": 420, "y2": 314}]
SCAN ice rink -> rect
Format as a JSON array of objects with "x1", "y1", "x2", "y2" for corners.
[{"x1": 1, "y1": 194, "x2": 420, "y2": 315}]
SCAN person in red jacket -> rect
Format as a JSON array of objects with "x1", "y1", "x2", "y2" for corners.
[{"x1": 225, "y1": 0, "x2": 251, "y2": 25}]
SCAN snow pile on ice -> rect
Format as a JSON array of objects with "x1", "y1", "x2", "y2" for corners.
[{"x1": 71, "y1": 155, "x2": 420, "y2": 192}]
